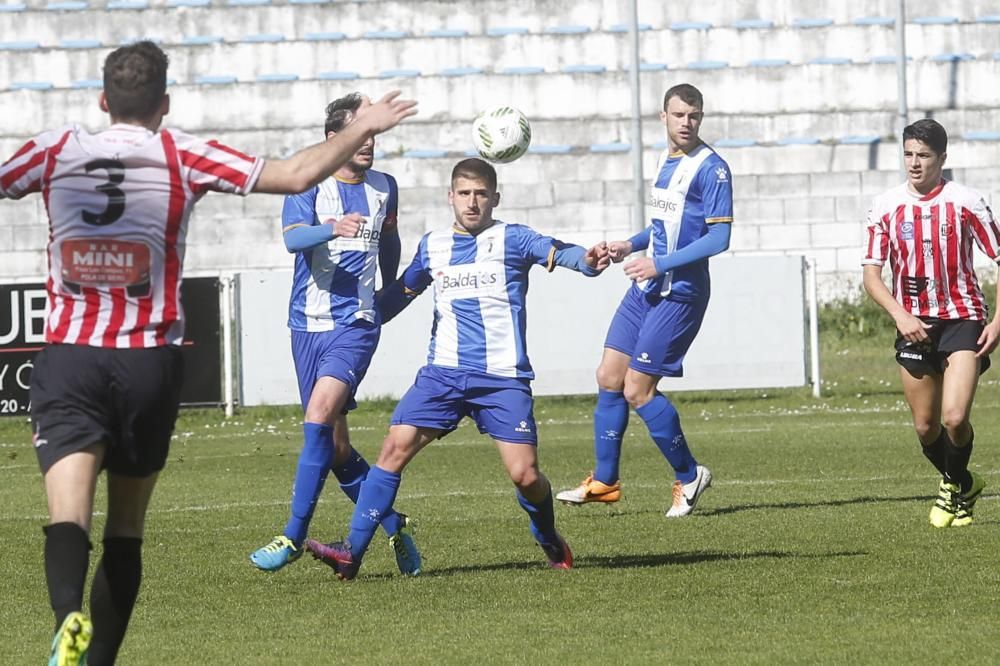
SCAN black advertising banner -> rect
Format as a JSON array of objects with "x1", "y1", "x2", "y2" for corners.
[{"x1": 0, "y1": 277, "x2": 223, "y2": 416}]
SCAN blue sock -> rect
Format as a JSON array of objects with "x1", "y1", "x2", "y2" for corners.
[
  {"x1": 331, "y1": 448, "x2": 403, "y2": 536},
  {"x1": 593, "y1": 389, "x2": 629, "y2": 484},
  {"x1": 635, "y1": 393, "x2": 698, "y2": 484},
  {"x1": 283, "y1": 422, "x2": 333, "y2": 545},
  {"x1": 347, "y1": 466, "x2": 401, "y2": 561},
  {"x1": 516, "y1": 488, "x2": 558, "y2": 546}
]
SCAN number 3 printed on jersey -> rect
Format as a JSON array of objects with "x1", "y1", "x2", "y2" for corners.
[{"x1": 83, "y1": 159, "x2": 126, "y2": 226}]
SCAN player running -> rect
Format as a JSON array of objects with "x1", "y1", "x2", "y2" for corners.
[
  {"x1": 863, "y1": 118, "x2": 999, "y2": 527},
  {"x1": 0, "y1": 41, "x2": 415, "y2": 665},
  {"x1": 249, "y1": 93, "x2": 421, "y2": 576},
  {"x1": 305, "y1": 157, "x2": 610, "y2": 579}
]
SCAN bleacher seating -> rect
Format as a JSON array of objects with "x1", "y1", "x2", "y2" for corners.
[{"x1": 4, "y1": 0, "x2": 1000, "y2": 290}]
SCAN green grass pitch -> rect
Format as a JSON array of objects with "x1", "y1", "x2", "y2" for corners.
[{"x1": 2, "y1": 330, "x2": 999, "y2": 663}]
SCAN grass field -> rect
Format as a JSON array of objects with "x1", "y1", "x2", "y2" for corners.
[{"x1": 3, "y1": 317, "x2": 1000, "y2": 664}]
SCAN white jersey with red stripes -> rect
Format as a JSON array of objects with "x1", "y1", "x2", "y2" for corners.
[
  {"x1": 862, "y1": 179, "x2": 1000, "y2": 320},
  {"x1": 0, "y1": 123, "x2": 263, "y2": 348}
]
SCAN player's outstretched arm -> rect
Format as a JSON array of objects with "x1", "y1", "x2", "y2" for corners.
[{"x1": 254, "y1": 91, "x2": 417, "y2": 194}]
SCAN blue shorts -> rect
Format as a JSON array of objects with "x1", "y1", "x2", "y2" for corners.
[
  {"x1": 391, "y1": 365, "x2": 538, "y2": 444},
  {"x1": 603, "y1": 284, "x2": 708, "y2": 378},
  {"x1": 290, "y1": 321, "x2": 380, "y2": 412}
]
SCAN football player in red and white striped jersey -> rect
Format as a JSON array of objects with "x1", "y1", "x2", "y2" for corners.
[
  {"x1": 0, "y1": 40, "x2": 416, "y2": 664},
  {"x1": 862, "y1": 118, "x2": 999, "y2": 529}
]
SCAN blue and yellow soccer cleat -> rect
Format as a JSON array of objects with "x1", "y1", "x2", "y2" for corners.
[
  {"x1": 929, "y1": 479, "x2": 959, "y2": 528},
  {"x1": 305, "y1": 539, "x2": 360, "y2": 581},
  {"x1": 249, "y1": 535, "x2": 302, "y2": 571},
  {"x1": 388, "y1": 515, "x2": 422, "y2": 576},
  {"x1": 952, "y1": 472, "x2": 987, "y2": 527},
  {"x1": 539, "y1": 533, "x2": 573, "y2": 570},
  {"x1": 48, "y1": 611, "x2": 92, "y2": 666}
]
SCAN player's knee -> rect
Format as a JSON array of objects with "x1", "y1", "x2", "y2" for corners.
[
  {"x1": 941, "y1": 408, "x2": 970, "y2": 434},
  {"x1": 374, "y1": 434, "x2": 412, "y2": 473},
  {"x1": 507, "y1": 461, "x2": 541, "y2": 489},
  {"x1": 595, "y1": 363, "x2": 625, "y2": 392},
  {"x1": 622, "y1": 384, "x2": 655, "y2": 409}
]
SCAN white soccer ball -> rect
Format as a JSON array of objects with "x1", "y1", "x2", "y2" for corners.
[{"x1": 471, "y1": 106, "x2": 532, "y2": 164}]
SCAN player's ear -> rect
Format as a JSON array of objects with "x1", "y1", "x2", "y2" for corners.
[
  {"x1": 98, "y1": 92, "x2": 109, "y2": 113},
  {"x1": 659, "y1": 110, "x2": 667, "y2": 123},
  {"x1": 160, "y1": 94, "x2": 170, "y2": 117},
  {"x1": 492, "y1": 191, "x2": 500, "y2": 207}
]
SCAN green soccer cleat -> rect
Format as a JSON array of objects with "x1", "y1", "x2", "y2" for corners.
[
  {"x1": 952, "y1": 471, "x2": 987, "y2": 527},
  {"x1": 48, "y1": 611, "x2": 92, "y2": 666},
  {"x1": 388, "y1": 515, "x2": 422, "y2": 576},
  {"x1": 929, "y1": 479, "x2": 960, "y2": 528}
]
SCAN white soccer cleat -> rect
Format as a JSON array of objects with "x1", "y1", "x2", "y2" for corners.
[{"x1": 665, "y1": 465, "x2": 712, "y2": 517}]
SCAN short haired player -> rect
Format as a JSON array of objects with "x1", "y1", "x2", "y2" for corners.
[
  {"x1": 0, "y1": 41, "x2": 415, "y2": 665},
  {"x1": 304, "y1": 158, "x2": 611, "y2": 579},
  {"x1": 863, "y1": 118, "x2": 1000, "y2": 527},
  {"x1": 249, "y1": 92, "x2": 421, "y2": 576},
  {"x1": 556, "y1": 83, "x2": 733, "y2": 517}
]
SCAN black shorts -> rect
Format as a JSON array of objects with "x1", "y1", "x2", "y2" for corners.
[
  {"x1": 894, "y1": 318, "x2": 991, "y2": 376},
  {"x1": 30, "y1": 344, "x2": 184, "y2": 476}
]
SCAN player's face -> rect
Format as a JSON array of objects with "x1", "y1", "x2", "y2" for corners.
[
  {"x1": 449, "y1": 176, "x2": 499, "y2": 234},
  {"x1": 327, "y1": 111, "x2": 375, "y2": 173},
  {"x1": 660, "y1": 96, "x2": 703, "y2": 153},
  {"x1": 903, "y1": 138, "x2": 945, "y2": 194}
]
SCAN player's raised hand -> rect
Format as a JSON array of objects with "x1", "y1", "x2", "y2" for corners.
[
  {"x1": 607, "y1": 240, "x2": 632, "y2": 263},
  {"x1": 623, "y1": 256, "x2": 658, "y2": 281},
  {"x1": 354, "y1": 91, "x2": 418, "y2": 134},
  {"x1": 330, "y1": 212, "x2": 363, "y2": 238},
  {"x1": 585, "y1": 241, "x2": 611, "y2": 272}
]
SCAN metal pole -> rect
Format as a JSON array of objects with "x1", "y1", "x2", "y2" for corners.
[
  {"x1": 807, "y1": 258, "x2": 821, "y2": 398},
  {"x1": 628, "y1": 0, "x2": 645, "y2": 233},
  {"x1": 896, "y1": 0, "x2": 909, "y2": 176},
  {"x1": 221, "y1": 274, "x2": 234, "y2": 418}
]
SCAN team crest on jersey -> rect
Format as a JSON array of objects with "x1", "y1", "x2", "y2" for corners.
[
  {"x1": 715, "y1": 166, "x2": 729, "y2": 182},
  {"x1": 922, "y1": 240, "x2": 933, "y2": 258}
]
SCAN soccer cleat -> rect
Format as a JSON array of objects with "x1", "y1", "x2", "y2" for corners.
[
  {"x1": 249, "y1": 535, "x2": 302, "y2": 571},
  {"x1": 952, "y1": 472, "x2": 987, "y2": 527},
  {"x1": 388, "y1": 515, "x2": 422, "y2": 576},
  {"x1": 305, "y1": 539, "x2": 360, "y2": 581},
  {"x1": 555, "y1": 473, "x2": 622, "y2": 505},
  {"x1": 929, "y1": 479, "x2": 960, "y2": 528},
  {"x1": 48, "y1": 611, "x2": 92, "y2": 666},
  {"x1": 539, "y1": 534, "x2": 573, "y2": 569},
  {"x1": 665, "y1": 465, "x2": 713, "y2": 518}
]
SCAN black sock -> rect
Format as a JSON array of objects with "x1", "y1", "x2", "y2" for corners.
[
  {"x1": 920, "y1": 428, "x2": 948, "y2": 478},
  {"x1": 88, "y1": 537, "x2": 143, "y2": 666},
  {"x1": 944, "y1": 428, "x2": 974, "y2": 493},
  {"x1": 43, "y1": 522, "x2": 92, "y2": 631}
]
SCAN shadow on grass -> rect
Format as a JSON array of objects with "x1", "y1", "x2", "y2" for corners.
[{"x1": 410, "y1": 548, "x2": 866, "y2": 578}]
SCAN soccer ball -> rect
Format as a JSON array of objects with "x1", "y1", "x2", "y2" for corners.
[{"x1": 471, "y1": 106, "x2": 532, "y2": 164}]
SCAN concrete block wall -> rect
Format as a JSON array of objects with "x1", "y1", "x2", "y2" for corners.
[{"x1": 2, "y1": 0, "x2": 1000, "y2": 300}]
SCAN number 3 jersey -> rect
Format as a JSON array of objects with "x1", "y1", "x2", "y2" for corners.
[
  {"x1": 862, "y1": 179, "x2": 1000, "y2": 320},
  {"x1": 0, "y1": 123, "x2": 263, "y2": 348}
]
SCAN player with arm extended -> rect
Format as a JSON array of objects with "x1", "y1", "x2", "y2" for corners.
[
  {"x1": 862, "y1": 118, "x2": 999, "y2": 528},
  {"x1": 0, "y1": 41, "x2": 415, "y2": 666},
  {"x1": 556, "y1": 83, "x2": 733, "y2": 518},
  {"x1": 249, "y1": 93, "x2": 420, "y2": 576},
  {"x1": 303, "y1": 157, "x2": 611, "y2": 579}
]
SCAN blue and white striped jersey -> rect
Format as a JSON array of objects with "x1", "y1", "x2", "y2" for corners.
[
  {"x1": 645, "y1": 143, "x2": 733, "y2": 301},
  {"x1": 281, "y1": 170, "x2": 398, "y2": 331},
  {"x1": 396, "y1": 221, "x2": 590, "y2": 379}
]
